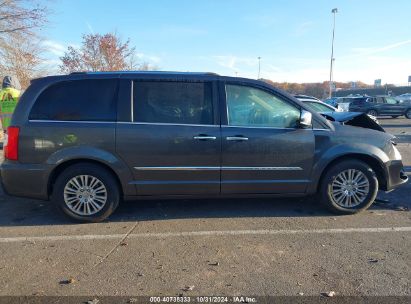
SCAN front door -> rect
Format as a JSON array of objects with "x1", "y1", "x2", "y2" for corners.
[
  {"x1": 381, "y1": 97, "x2": 404, "y2": 115},
  {"x1": 116, "y1": 80, "x2": 221, "y2": 196},
  {"x1": 220, "y1": 83, "x2": 315, "y2": 194}
]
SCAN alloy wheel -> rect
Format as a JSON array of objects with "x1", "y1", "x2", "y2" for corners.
[
  {"x1": 63, "y1": 175, "x2": 108, "y2": 216},
  {"x1": 331, "y1": 169, "x2": 370, "y2": 208},
  {"x1": 367, "y1": 110, "x2": 378, "y2": 117}
]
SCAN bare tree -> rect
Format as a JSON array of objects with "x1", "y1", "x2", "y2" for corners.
[
  {"x1": 60, "y1": 33, "x2": 156, "y2": 73},
  {"x1": 0, "y1": 0, "x2": 48, "y2": 89},
  {"x1": 0, "y1": 0, "x2": 47, "y2": 35},
  {"x1": 126, "y1": 52, "x2": 158, "y2": 71},
  {"x1": 0, "y1": 34, "x2": 45, "y2": 89},
  {"x1": 0, "y1": 0, "x2": 47, "y2": 36}
]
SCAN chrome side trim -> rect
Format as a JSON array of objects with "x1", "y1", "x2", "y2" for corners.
[
  {"x1": 223, "y1": 166, "x2": 303, "y2": 171},
  {"x1": 28, "y1": 120, "x2": 326, "y2": 131},
  {"x1": 130, "y1": 80, "x2": 134, "y2": 122},
  {"x1": 117, "y1": 121, "x2": 219, "y2": 127},
  {"x1": 222, "y1": 125, "x2": 300, "y2": 130},
  {"x1": 134, "y1": 166, "x2": 220, "y2": 171},
  {"x1": 134, "y1": 166, "x2": 303, "y2": 171},
  {"x1": 28, "y1": 120, "x2": 218, "y2": 127},
  {"x1": 29, "y1": 120, "x2": 115, "y2": 124}
]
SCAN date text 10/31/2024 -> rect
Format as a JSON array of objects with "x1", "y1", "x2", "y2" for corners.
[{"x1": 149, "y1": 296, "x2": 257, "y2": 303}]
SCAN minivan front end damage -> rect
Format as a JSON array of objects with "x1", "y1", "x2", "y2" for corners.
[{"x1": 321, "y1": 112, "x2": 385, "y2": 132}]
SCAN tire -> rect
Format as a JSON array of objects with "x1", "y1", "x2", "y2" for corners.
[
  {"x1": 367, "y1": 109, "x2": 378, "y2": 117},
  {"x1": 405, "y1": 109, "x2": 411, "y2": 119},
  {"x1": 319, "y1": 160, "x2": 378, "y2": 214},
  {"x1": 52, "y1": 163, "x2": 120, "y2": 222}
]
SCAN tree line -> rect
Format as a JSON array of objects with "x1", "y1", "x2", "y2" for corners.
[{"x1": 262, "y1": 79, "x2": 374, "y2": 99}]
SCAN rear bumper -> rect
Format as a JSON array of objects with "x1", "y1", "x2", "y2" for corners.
[
  {"x1": 383, "y1": 160, "x2": 408, "y2": 191},
  {"x1": 0, "y1": 161, "x2": 51, "y2": 200}
]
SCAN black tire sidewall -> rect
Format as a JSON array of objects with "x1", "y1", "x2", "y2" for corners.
[
  {"x1": 53, "y1": 163, "x2": 120, "y2": 222},
  {"x1": 406, "y1": 109, "x2": 411, "y2": 119},
  {"x1": 320, "y1": 160, "x2": 378, "y2": 214},
  {"x1": 367, "y1": 110, "x2": 378, "y2": 116}
]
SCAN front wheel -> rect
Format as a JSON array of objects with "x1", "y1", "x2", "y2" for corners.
[
  {"x1": 319, "y1": 160, "x2": 378, "y2": 214},
  {"x1": 52, "y1": 163, "x2": 120, "y2": 222},
  {"x1": 405, "y1": 109, "x2": 411, "y2": 119},
  {"x1": 367, "y1": 109, "x2": 378, "y2": 117}
]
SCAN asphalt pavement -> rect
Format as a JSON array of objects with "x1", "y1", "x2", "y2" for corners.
[{"x1": 0, "y1": 118, "x2": 410, "y2": 299}]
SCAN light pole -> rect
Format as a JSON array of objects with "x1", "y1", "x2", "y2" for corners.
[
  {"x1": 257, "y1": 56, "x2": 261, "y2": 79},
  {"x1": 329, "y1": 8, "x2": 338, "y2": 98}
]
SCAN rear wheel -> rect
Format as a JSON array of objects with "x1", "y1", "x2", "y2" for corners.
[
  {"x1": 319, "y1": 160, "x2": 378, "y2": 214},
  {"x1": 405, "y1": 109, "x2": 411, "y2": 119},
  {"x1": 367, "y1": 109, "x2": 378, "y2": 117},
  {"x1": 52, "y1": 163, "x2": 120, "y2": 222}
]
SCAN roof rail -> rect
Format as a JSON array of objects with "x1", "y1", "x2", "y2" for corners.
[{"x1": 68, "y1": 71, "x2": 220, "y2": 76}]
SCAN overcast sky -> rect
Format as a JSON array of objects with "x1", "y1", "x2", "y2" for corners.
[{"x1": 42, "y1": 0, "x2": 411, "y2": 84}]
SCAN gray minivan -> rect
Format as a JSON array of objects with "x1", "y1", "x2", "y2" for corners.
[{"x1": 1, "y1": 72, "x2": 408, "y2": 222}]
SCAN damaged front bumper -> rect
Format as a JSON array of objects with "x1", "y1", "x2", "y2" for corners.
[{"x1": 383, "y1": 160, "x2": 408, "y2": 192}]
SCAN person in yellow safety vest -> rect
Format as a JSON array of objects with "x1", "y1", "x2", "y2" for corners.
[{"x1": 0, "y1": 76, "x2": 21, "y2": 133}]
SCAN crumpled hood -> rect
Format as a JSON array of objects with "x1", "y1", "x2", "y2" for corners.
[{"x1": 320, "y1": 111, "x2": 385, "y2": 133}]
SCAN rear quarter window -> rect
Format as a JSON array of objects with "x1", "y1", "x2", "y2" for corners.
[{"x1": 29, "y1": 79, "x2": 118, "y2": 121}]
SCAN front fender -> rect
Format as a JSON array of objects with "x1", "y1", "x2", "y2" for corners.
[{"x1": 307, "y1": 143, "x2": 388, "y2": 194}]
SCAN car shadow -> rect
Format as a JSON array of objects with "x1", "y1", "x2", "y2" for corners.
[
  {"x1": 0, "y1": 194, "x2": 332, "y2": 227},
  {"x1": 0, "y1": 189, "x2": 408, "y2": 227}
]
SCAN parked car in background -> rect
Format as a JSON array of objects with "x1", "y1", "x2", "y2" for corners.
[
  {"x1": 293, "y1": 94, "x2": 321, "y2": 101},
  {"x1": 295, "y1": 97, "x2": 342, "y2": 113},
  {"x1": 323, "y1": 97, "x2": 340, "y2": 108},
  {"x1": 1, "y1": 72, "x2": 407, "y2": 222},
  {"x1": 295, "y1": 96, "x2": 381, "y2": 129},
  {"x1": 348, "y1": 95, "x2": 411, "y2": 118},
  {"x1": 396, "y1": 93, "x2": 411, "y2": 103},
  {"x1": 337, "y1": 96, "x2": 370, "y2": 112}
]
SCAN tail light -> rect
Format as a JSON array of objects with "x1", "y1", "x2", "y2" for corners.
[{"x1": 4, "y1": 126, "x2": 20, "y2": 161}]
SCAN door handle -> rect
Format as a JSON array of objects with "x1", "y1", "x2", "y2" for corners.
[
  {"x1": 226, "y1": 136, "x2": 249, "y2": 141},
  {"x1": 193, "y1": 135, "x2": 217, "y2": 140}
]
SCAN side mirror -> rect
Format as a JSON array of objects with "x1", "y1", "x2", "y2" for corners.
[{"x1": 299, "y1": 110, "x2": 312, "y2": 128}]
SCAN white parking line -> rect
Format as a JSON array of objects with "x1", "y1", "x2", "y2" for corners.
[{"x1": 0, "y1": 227, "x2": 410, "y2": 243}]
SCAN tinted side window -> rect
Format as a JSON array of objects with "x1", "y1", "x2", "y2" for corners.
[
  {"x1": 133, "y1": 81, "x2": 213, "y2": 125},
  {"x1": 351, "y1": 98, "x2": 368, "y2": 105},
  {"x1": 30, "y1": 79, "x2": 118, "y2": 121},
  {"x1": 386, "y1": 97, "x2": 397, "y2": 104},
  {"x1": 226, "y1": 85, "x2": 300, "y2": 128}
]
